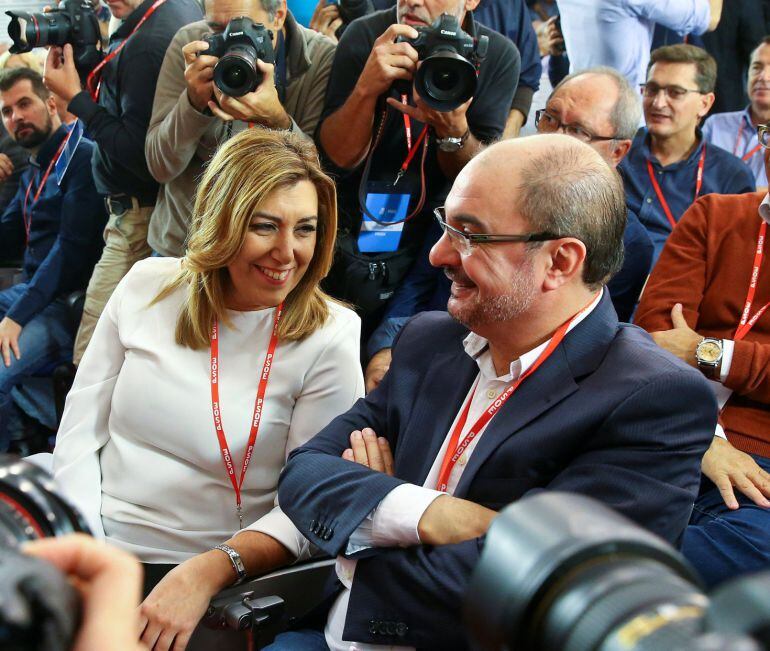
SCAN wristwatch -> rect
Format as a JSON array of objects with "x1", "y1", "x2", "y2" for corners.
[
  {"x1": 695, "y1": 337, "x2": 723, "y2": 379},
  {"x1": 436, "y1": 129, "x2": 470, "y2": 153},
  {"x1": 214, "y1": 543, "x2": 247, "y2": 582}
]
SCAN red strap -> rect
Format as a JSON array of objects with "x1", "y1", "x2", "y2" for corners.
[
  {"x1": 210, "y1": 303, "x2": 283, "y2": 527},
  {"x1": 735, "y1": 221, "x2": 770, "y2": 341},
  {"x1": 646, "y1": 145, "x2": 707, "y2": 230},
  {"x1": 86, "y1": 0, "x2": 168, "y2": 101},
  {"x1": 22, "y1": 133, "x2": 70, "y2": 244},
  {"x1": 398, "y1": 94, "x2": 428, "y2": 177},
  {"x1": 734, "y1": 120, "x2": 763, "y2": 162},
  {"x1": 435, "y1": 295, "x2": 598, "y2": 492}
]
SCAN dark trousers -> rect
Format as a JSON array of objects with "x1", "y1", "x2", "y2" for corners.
[{"x1": 682, "y1": 452, "x2": 770, "y2": 588}]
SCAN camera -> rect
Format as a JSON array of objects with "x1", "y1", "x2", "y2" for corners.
[
  {"x1": 201, "y1": 17, "x2": 274, "y2": 98},
  {"x1": 397, "y1": 13, "x2": 488, "y2": 112},
  {"x1": 466, "y1": 492, "x2": 770, "y2": 651},
  {"x1": 331, "y1": 0, "x2": 375, "y2": 39},
  {"x1": 0, "y1": 455, "x2": 90, "y2": 651},
  {"x1": 5, "y1": 0, "x2": 102, "y2": 78}
]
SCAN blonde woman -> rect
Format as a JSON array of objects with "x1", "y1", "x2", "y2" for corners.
[{"x1": 53, "y1": 128, "x2": 364, "y2": 650}]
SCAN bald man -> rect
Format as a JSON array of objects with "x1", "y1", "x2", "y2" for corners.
[{"x1": 272, "y1": 135, "x2": 717, "y2": 650}]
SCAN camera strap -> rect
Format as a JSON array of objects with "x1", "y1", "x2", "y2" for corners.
[
  {"x1": 209, "y1": 303, "x2": 283, "y2": 530},
  {"x1": 645, "y1": 144, "x2": 706, "y2": 230},
  {"x1": 435, "y1": 294, "x2": 599, "y2": 493},
  {"x1": 274, "y1": 30, "x2": 287, "y2": 105},
  {"x1": 86, "y1": 0, "x2": 169, "y2": 101}
]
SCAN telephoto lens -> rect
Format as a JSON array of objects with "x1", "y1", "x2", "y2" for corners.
[
  {"x1": 0, "y1": 455, "x2": 90, "y2": 651},
  {"x1": 465, "y1": 492, "x2": 770, "y2": 651}
]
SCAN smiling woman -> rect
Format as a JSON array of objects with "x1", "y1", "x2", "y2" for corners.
[{"x1": 52, "y1": 128, "x2": 364, "y2": 651}]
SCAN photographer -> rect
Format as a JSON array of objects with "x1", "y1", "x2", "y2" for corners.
[
  {"x1": 145, "y1": 0, "x2": 336, "y2": 259},
  {"x1": 316, "y1": 0, "x2": 520, "y2": 337},
  {"x1": 41, "y1": 0, "x2": 203, "y2": 364}
]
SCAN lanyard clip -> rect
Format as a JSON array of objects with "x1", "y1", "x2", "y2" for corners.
[
  {"x1": 393, "y1": 169, "x2": 405, "y2": 186},
  {"x1": 236, "y1": 504, "x2": 243, "y2": 530}
]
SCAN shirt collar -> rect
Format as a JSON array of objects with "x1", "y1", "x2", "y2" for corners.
[
  {"x1": 759, "y1": 194, "x2": 770, "y2": 225},
  {"x1": 643, "y1": 127, "x2": 705, "y2": 170},
  {"x1": 741, "y1": 105, "x2": 754, "y2": 129},
  {"x1": 29, "y1": 124, "x2": 69, "y2": 169},
  {"x1": 462, "y1": 288, "x2": 605, "y2": 382}
]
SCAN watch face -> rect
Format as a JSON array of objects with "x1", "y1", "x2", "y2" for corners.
[{"x1": 698, "y1": 341, "x2": 722, "y2": 363}]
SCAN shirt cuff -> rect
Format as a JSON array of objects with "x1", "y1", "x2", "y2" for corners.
[
  {"x1": 720, "y1": 339, "x2": 734, "y2": 383},
  {"x1": 366, "y1": 317, "x2": 409, "y2": 360},
  {"x1": 714, "y1": 423, "x2": 728, "y2": 440},
  {"x1": 371, "y1": 483, "x2": 444, "y2": 547},
  {"x1": 67, "y1": 90, "x2": 101, "y2": 124},
  {"x1": 510, "y1": 85, "x2": 535, "y2": 122},
  {"x1": 241, "y1": 505, "x2": 311, "y2": 562}
]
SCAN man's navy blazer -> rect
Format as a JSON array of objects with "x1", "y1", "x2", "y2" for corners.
[{"x1": 278, "y1": 292, "x2": 717, "y2": 649}]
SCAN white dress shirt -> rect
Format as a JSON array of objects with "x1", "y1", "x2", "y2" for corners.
[
  {"x1": 54, "y1": 257, "x2": 364, "y2": 563},
  {"x1": 324, "y1": 291, "x2": 604, "y2": 651}
]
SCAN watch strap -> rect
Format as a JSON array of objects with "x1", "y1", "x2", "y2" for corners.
[{"x1": 214, "y1": 543, "x2": 247, "y2": 581}]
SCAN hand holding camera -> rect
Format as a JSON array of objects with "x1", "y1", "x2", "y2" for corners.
[
  {"x1": 183, "y1": 40, "x2": 217, "y2": 113},
  {"x1": 356, "y1": 23, "x2": 420, "y2": 100},
  {"x1": 43, "y1": 43, "x2": 84, "y2": 104}
]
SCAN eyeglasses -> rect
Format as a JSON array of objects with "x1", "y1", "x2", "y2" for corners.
[
  {"x1": 534, "y1": 109, "x2": 617, "y2": 143},
  {"x1": 758, "y1": 124, "x2": 770, "y2": 149},
  {"x1": 639, "y1": 82, "x2": 705, "y2": 100},
  {"x1": 433, "y1": 207, "x2": 564, "y2": 257}
]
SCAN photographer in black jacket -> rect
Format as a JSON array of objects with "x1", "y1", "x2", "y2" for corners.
[
  {"x1": 42, "y1": 0, "x2": 202, "y2": 364},
  {"x1": 316, "y1": 0, "x2": 520, "y2": 338}
]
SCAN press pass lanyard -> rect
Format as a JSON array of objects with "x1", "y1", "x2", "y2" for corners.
[
  {"x1": 394, "y1": 94, "x2": 428, "y2": 186},
  {"x1": 734, "y1": 120, "x2": 762, "y2": 163},
  {"x1": 735, "y1": 220, "x2": 770, "y2": 341},
  {"x1": 22, "y1": 134, "x2": 70, "y2": 243},
  {"x1": 646, "y1": 145, "x2": 706, "y2": 230},
  {"x1": 434, "y1": 295, "x2": 598, "y2": 493},
  {"x1": 86, "y1": 0, "x2": 168, "y2": 101},
  {"x1": 210, "y1": 303, "x2": 282, "y2": 528}
]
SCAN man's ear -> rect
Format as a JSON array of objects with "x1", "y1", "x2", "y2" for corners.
[
  {"x1": 272, "y1": 0, "x2": 287, "y2": 31},
  {"x1": 542, "y1": 238, "x2": 587, "y2": 292},
  {"x1": 698, "y1": 92, "x2": 715, "y2": 119},
  {"x1": 46, "y1": 94, "x2": 58, "y2": 118},
  {"x1": 609, "y1": 139, "x2": 632, "y2": 167}
]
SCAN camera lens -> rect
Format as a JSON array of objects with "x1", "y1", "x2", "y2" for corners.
[
  {"x1": 213, "y1": 46, "x2": 262, "y2": 97},
  {"x1": 415, "y1": 51, "x2": 477, "y2": 112}
]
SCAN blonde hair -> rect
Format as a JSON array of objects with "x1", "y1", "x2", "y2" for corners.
[
  {"x1": 154, "y1": 128, "x2": 338, "y2": 349},
  {"x1": 0, "y1": 51, "x2": 44, "y2": 74}
]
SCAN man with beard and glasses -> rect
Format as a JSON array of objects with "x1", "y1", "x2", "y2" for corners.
[
  {"x1": 267, "y1": 135, "x2": 716, "y2": 651},
  {"x1": 0, "y1": 68, "x2": 105, "y2": 448}
]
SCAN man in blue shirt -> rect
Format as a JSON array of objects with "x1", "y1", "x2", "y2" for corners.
[
  {"x1": 0, "y1": 68, "x2": 105, "y2": 447},
  {"x1": 620, "y1": 44, "x2": 755, "y2": 262},
  {"x1": 703, "y1": 37, "x2": 770, "y2": 189}
]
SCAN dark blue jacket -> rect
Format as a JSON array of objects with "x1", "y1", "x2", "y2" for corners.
[
  {"x1": 0, "y1": 125, "x2": 106, "y2": 325},
  {"x1": 279, "y1": 294, "x2": 716, "y2": 649}
]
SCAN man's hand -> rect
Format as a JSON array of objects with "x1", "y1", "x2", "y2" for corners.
[
  {"x1": 0, "y1": 154, "x2": 14, "y2": 183},
  {"x1": 417, "y1": 494, "x2": 497, "y2": 546},
  {"x1": 702, "y1": 436, "x2": 770, "y2": 509},
  {"x1": 23, "y1": 534, "x2": 145, "y2": 651},
  {"x1": 0, "y1": 316, "x2": 22, "y2": 367},
  {"x1": 342, "y1": 427, "x2": 395, "y2": 476},
  {"x1": 365, "y1": 348, "x2": 391, "y2": 393},
  {"x1": 43, "y1": 44, "x2": 83, "y2": 104},
  {"x1": 536, "y1": 16, "x2": 564, "y2": 57},
  {"x1": 355, "y1": 23, "x2": 419, "y2": 100},
  {"x1": 649, "y1": 303, "x2": 701, "y2": 368},
  {"x1": 139, "y1": 551, "x2": 233, "y2": 651},
  {"x1": 386, "y1": 89, "x2": 471, "y2": 140},
  {"x1": 309, "y1": 0, "x2": 343, "y2": 42},
  {"x1": 208, "y1": 61, "x2": 291, "y2": 129},
  {"x1": 182, "y1": 40, "x2": 217, "y2": 112}
]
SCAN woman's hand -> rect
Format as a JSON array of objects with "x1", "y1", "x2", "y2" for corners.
[{"x1": 138, "y1": 550, "x2": 234, "y2": 651}]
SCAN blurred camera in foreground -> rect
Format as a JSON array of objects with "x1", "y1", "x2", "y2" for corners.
[
  {"x1": 5, "y1": 0, "x2": 102, "y2": 77},
  {"x1": 0, "y1": 455, "x2": 90, "y2": 651},
  {"x1": 201, "y1": 17, "x2": 274, "y2": 98},
  {"x1": 466, "y1": 492, "x2": 770, "y2": 651},
  {"x1": 397, "y1": 13, "x2": 488, "y2": 112}
]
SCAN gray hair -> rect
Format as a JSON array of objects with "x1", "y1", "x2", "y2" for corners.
[
  {"x1": 260, "y1": 0, "x2": 281, "y2": 19},
  {"x1": 552, "y1": 66, "x2": 641, "y2": 141},
  {"x1": 517, "y1": 140, "x2": 626, "y2": 288}
]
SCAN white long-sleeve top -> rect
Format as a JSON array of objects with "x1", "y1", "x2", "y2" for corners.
[{"x1": 54, "y1": 257, "x2": 364, "y2": 563}]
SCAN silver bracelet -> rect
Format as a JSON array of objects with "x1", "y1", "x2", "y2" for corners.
[{"x1": 214, "y1": 543, "x2": 246, "y2": 581}]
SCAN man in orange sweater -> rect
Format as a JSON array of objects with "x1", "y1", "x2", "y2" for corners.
[{"x1": 636, "y1": 143, "x2": 770, "y2": 587}]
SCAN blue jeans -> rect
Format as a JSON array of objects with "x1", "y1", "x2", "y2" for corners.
[
  {"x1": 262, "y1": 629, "x2": 329, "y2": 650},
  {"x1": 0, "y1": 284, "x2": 74, "y2": 448},
  {"x1": 682, "y1": 452, "x2": 770, "y2": 588}
]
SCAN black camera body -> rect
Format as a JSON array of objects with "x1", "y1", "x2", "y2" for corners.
[
  {"x1": 202, "y1": 17, "x2": 274, "y2": 98},
  {"x1": 398, "y1": 13, "x2": 488, "y2": 112},
  {"x1": 5, "y1": 0, "x2": 102, "y2": 78}
]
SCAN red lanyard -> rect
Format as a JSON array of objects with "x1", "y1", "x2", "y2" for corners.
[
  {"x1": 646, "y1": 145, "x2": 706, "y2": 230},
  {"x1": 434, "y1": 296, "x2": 598, "y2": 492},
  {"x1": 734, "y1": 120, "x2": 762, "y2": 162},
  {"x1": 394, "y1": 94, "x2": 427, "y2": 186},
  {"x1": 86, "y1": 0, "x2": 168, "y2": 101},
  {"x1": 22, "y1": 134, "x2": 70, "y2": 244},
  {"x1": 210, "y1": 303, "x2": 282, "y2": 528},
  {"x1": 735, "y1": 220, "x2": 770, "y2": 341}
]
